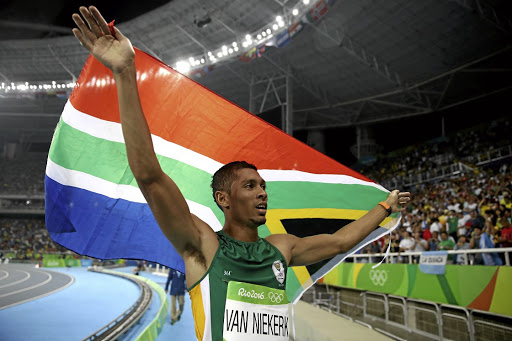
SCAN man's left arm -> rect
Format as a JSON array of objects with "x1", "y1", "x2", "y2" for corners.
[{"x1": 268, "y1": 190, "x2": 410, "y2": 267}]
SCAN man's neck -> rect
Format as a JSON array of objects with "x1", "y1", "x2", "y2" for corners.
[{"x1": 222, "y1": 222, "x2": 259, "y2": 242}]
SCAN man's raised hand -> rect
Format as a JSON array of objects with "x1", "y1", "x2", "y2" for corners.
[{"x1": 72, "y1": 6, "x2": 135, "y2": 74}]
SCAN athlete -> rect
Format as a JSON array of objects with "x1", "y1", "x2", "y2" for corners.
[{"x1": 72, "y1": 6, "x2": 410, "y2": 340}]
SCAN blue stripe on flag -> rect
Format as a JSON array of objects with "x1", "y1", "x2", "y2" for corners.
[{"x1": 44, "y1": 175, "x2": 185, "y2": 272}]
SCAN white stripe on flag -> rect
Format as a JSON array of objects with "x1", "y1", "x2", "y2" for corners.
[
  {"x1": 61, "y1": 101, "x2": 385, "y2": 190},
  {"x1": 61, "y1": 101, "x2": 223, "y2": 175},
  {"x1": 259, "y1": 170, "x2": 388, "y2": 192},
  {"x1": 45, "y1": 159, "x2": 223, "y2": 231}
]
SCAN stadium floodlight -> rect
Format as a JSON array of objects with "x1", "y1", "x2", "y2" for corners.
[
  {"x1": 176, "y1": 61, "x2": 191, "y2": 73},
  {"x1": 292, "y1": 9, "x2": 299, "y2": 16}
]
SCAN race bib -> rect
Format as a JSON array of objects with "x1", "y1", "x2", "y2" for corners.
[{"x1": 223, "y1": 281, "x2": 289, "y2": 340}]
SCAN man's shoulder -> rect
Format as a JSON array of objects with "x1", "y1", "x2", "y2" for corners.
[{"x1": 265, "y1": 233, "x2": 295, "y2": 244}]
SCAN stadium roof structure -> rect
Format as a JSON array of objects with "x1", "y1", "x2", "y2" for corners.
[{"x1": 0, "y1": 0, "x2": 511, "y2": 144}]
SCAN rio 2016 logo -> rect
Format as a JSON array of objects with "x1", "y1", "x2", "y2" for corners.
[{"x1": 369, "y1": 269, "x2": 388, "y2": 286}]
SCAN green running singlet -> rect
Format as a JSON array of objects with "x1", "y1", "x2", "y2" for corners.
[{"x1": 189, "y1": 230, "x2": 289, "y2": 340}]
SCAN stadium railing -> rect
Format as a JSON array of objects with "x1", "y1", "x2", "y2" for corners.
[
  {"x1": 347, "y1": 247, "x2": 512, "y2": 266},
  {"x1": 82, "y1": 267, "x2": 153, "y2": 341},
  {"x1": 305, "y1": 283, "x2": 512, "y2": 341}
]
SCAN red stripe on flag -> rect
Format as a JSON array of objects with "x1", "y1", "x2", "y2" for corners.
[{"x1": 70, "y1": 49, "x2": 372, "y2": 180}]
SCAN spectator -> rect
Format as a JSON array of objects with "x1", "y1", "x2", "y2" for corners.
[
  {"x1": 457, "y1": 212, "x2": 470, "y2": 236},
  {"x1": 479, "y1": 225, "x2": 503, "y2": 266},
  {"x1": 439, "y1": 231, "x2": 455, "y2": 261},
  {"x1": 430, "y1": 217, "x2": 442, "y2": 234},
  {"x1": 429, "y1": 231, "x2": 440, "y2": 251},
  {"x1": 501, "y1": 192, "x2": 512, "y2": 209},
  {"x1": 497, "y1": 218, "x2": 512, "y2": 248},
  {"x1": 447, "y1": 210, "x2": 458, "y2": 239},
  {"x1": 469, "y1": 226, "x2": 484, "y2": 265},
  {"x1": 454, "y1": 235, "x2": 470, "y2": 265},
  {"x1": 399, "y1": 231, "x2": 414, "y2": 252},
  {"x1": 412, "y1": 231, "x2": 429, "y2": 252}
]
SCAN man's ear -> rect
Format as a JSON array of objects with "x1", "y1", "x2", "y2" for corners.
[{"x1": 215, "y1": 191, "x2": 230, "y2": 210}]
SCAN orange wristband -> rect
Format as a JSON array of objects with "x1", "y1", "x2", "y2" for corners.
[{"x1": 378, "y1": 201, "x2": 392, "y2": 217}]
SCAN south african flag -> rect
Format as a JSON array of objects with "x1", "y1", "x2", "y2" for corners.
[{"x1": 44, "y1": 48, "x2": 400, "y2": 303}]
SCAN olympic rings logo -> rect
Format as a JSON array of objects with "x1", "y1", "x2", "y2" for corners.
[
  {"x1": 369, "y1": 269, "x2": 388, "y2": 286},
  {"x1": 268, "y1": 292, "x2": 284, "y2": 304}
]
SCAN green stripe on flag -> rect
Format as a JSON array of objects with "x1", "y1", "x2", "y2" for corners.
[
  {"x1": 267, "y1": 183, "x2": 388, "y2": 211},
  {"x1": 49, "y1": 120, "x2": 214, "y2": 204}
]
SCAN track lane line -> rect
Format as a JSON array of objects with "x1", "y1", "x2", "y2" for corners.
[
  {"x1": 0, "y1": 270, "x2": 8, "y2": 281},
  {"x1": 0, "y1": 269, "x2": 75, "y2": 311},
  {"x1": 0, "y1": 270, "x2": 30, "y2": 289},
  {"x1": 0, "y1": 271, "x2": 51, "y2": 298}
]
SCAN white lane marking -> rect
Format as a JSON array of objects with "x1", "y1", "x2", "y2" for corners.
[
  {"x1": 0, "y1": 270, "x2": 9, "y2": 281},
  {"x1": 0, "y1": 269, "x2": 75, "y2": 311},
  {"x1": 0, "y1": 271, "x2": 52, "y2": 298},
  {"x1": 0, "y1": 270, "x2": 30, "y2": 289}
]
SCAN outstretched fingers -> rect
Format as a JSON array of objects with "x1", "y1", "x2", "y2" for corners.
[
  {"x1": 79, "y1": 6, "x2": 103, "y2": 38},
  {"x1": 89, "y1": 6, "x2": 111, "y2": 36},
  {"x1": 72, "y1": 11, "x2": 96, "y2": 51},
  {"x1": 72, "y1": 27, "x2": 93, "y2": 51}
]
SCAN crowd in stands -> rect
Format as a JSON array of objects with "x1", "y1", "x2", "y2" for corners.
[
  {"x1": 0, "y1": 154, "x2": 46, "y2": 194},
  {"x1": 361, "y1": 117, "x2": 511, "y2": 187},
  {"x1": 356, "y1": 116, "x2": 511, "y2": 265},
  {"x1": 0, "y1": 198, "x2": 45, "y2": 210},
  {"x1": 360, "y1": 165, "x2": 512, "y2": 265},
  {"x1": 0, "y1": 218, "x2": 67, "y2": 260}
]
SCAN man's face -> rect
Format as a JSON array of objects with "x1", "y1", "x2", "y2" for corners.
[
  {"x1": 228, "y1": 168, "x2": 268, "y2": 228},
  {"x1": 441, "y1": 233, "x2": 448, "y2": 241}
]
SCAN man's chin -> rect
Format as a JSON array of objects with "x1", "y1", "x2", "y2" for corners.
[{"x1": 250, "y1": 217, "x2": 267, "y2": 227}]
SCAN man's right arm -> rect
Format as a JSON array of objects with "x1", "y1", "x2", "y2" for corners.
[
  {"x1": 113, "y1": 66, "x2": 204, "y2": 255},
  {"x1": 71, "y1": 7, "x2": 218, "y2": 276}
]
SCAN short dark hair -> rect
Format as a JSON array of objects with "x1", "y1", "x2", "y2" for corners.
[{"x1": 211, "y1": 161, "x2": 257, "y2": 211}]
